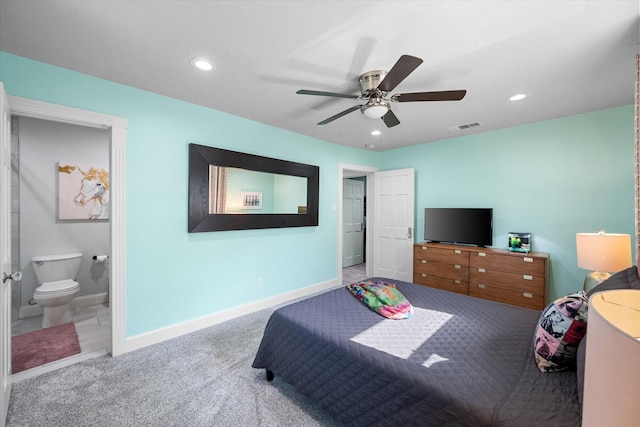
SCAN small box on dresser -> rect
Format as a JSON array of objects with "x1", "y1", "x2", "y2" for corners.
[{"x1": 413, "y1": 242, "x2": 548, "y2": 310}]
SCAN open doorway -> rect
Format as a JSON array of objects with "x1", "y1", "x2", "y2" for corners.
[
  {"x1": 338, "y1": 164, "x2": 416, "y2": 285},
  {"x1": 342, "y1": 175, "x2": 366, "y2": 285},
  {"x1": 338, "y1": 163, "x2": 378, "y2": 285},
  {"x1": 7, "y1": 95, "x2": 128, "y2": 372},
  {"x1": 10, "y1": 116, "x2": 111, "y2": 378}
]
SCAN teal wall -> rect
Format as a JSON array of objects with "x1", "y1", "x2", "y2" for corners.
[
  {"x1": 1, "y1": 51, "x2": 635, "y2": 337},
  {"x1": 0, "y1": 52, "x2": 377, "y2": 336},
  {"x1": 381, "y1": 105, "x2": 636, "y2": 301}
]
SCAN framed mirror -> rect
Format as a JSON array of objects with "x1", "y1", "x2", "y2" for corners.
[{"x1": 188, "y1": 143, "x2": 319, "y2": 232}]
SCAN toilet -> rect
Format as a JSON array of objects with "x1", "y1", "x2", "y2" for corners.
[{"x1": 31, "y1": 253, "x2": 82, "y2": 328}]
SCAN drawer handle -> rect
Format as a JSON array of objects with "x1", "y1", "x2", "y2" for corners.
[
  {"x1": 454, "y1": 264, "x2": 461, "y2": 269},
  {"x1": 477, "y1": 268, "x2": 486, "y2": 273},
  {"x1": 454, "y1": 280, "x2": 461, "y2": 284},
  {"x1": 454, "y1": 249, "x2": 462, "y2": 254},
  {"x1": 421, "y1": 273, "x2": 427, "y2": 277},
  {"x1": 421, "y1": 260, "x2": 427, "y2": 264},
  {"x1": 524, "y1": 257, "x2": 533, "y2": 263},
  {"x1": 523, "y1": 274, "x2": 533, "y2": 280},
  {"x1": 479, "y1": 252, "x2": 486, "y2": 257},
  {"x1": 523, "y1": 292, "x2": 533, "y2": 298},
  {"x1": 421, "y1": 246, "x2": 427, "y2": 250},
  {"x1": 477, "y1": 284, "x2": 486, "y2": 289}
]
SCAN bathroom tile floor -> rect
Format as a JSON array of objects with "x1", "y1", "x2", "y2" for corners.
[{"x1": 11, "y1": 303, "x2": 110, "y2": 382}]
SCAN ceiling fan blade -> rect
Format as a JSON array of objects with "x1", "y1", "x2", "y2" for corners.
[
  {"x1": 377, "y1": 55, "x2": 423, "y2": 93},
  {"x1": 297, "y1": 89, "x2": 360, "y2": 99},
  {"x1": 317, "y1": 105, "x2": 362, "y2": 125},
  {"x1": 394, "y1": 90, "x2": 467, "y2": 102},
  {"x1": 381, "y1": 110, "x2": 400, "y2": 128}
]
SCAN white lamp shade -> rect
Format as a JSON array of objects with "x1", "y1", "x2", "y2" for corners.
[
  {"x1": 576, "y1": 232, "x2": 631, "y2": 273},
  {"x1": 363, "y1": 105, "x2": 388, "y2": 119},
  {"x1": 582, "y1": 290, "x2": 640, "y2": 426}
]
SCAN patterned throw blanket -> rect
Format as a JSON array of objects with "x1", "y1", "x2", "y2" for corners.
[{"x1": 347, "y1": 280, "x2": 414, "y2": 320}]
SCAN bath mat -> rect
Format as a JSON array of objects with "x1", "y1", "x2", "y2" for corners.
[{"x1": 12, "y1": 322, "x2": 81, "y2": 373}]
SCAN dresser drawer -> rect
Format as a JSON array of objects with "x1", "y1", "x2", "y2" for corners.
[
  {"x1": 414, "y1": 244, "x2": 469, "y2": 265},
  {"x1": 469, "y1": 268, "x2": 544, "y2": 293},
  {"x1": 414, "y1": 259, "x2": 469, "y2": 281},
  {"x1": 469, "y1": 282, "x2": 544, "y2": 310},
  {"x1": 413, "y1": 242, "x2": 548, "y2": 309},
  {"x1": 470, "y1": 251, "x2": 545, "y2": 276},
  {"x1": 414, "y1": 273, "x2": 469, "y2": 295}
]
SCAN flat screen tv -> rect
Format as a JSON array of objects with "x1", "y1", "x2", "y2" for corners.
[{"x1": 424, "y1": 208, "x2": 493, "y2": 247}]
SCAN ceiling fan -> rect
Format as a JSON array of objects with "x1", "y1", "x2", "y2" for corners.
[{"x1": 297, "y1": 55, "x2": 466, "y2": 128}]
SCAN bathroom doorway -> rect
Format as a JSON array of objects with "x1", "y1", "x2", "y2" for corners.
[
  {"x1": 10, "y1": 116, "x2": 111, "y2": 377},
  {"x1": 6, "y1": 95, "x2": 128, "y2": 378}
]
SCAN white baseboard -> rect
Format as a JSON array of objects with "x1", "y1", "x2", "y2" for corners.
[
  {"x1": 122, "y1": 278, "x2": 341, "y2": 355},
  {"x1": 19, "y1": 292, "x2": 109, "y2": 319}
]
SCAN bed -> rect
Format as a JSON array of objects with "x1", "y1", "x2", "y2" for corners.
[{"x1": 252, "y1": 269, "x2": 639, "y2": 426}]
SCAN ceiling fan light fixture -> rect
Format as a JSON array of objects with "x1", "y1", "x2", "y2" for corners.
[
  {"x1": 297, "y1": 55, "x2": 466, "y2": 128},
  {"x1": 362, "y1": 103, "x2": 389, "y2": 119}
]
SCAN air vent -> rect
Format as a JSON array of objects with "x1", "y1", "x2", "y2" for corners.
[{"x1": 447, "y1": 122, "x2": 481, "y2": 132}]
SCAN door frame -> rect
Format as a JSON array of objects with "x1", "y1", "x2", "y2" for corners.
[
  {"x1": 338, "y1": 163, "x2": 378, "y2": 282},
  {"x1": 8, "y1": 96, "x2": 127, "y2": 357}
]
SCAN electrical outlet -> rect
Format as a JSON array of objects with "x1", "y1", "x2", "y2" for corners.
[{"x1": 257, "y1": 277, "x2": 263, "y2": 288}]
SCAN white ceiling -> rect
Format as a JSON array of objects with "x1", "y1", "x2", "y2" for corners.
[{"x1": 0, "y1": 1, "x2": 638, "y2": 151}]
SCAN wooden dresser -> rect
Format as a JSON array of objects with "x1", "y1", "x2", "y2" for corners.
[{"x1": 413, "y1": 242, "x2": 548, "y2": 310}]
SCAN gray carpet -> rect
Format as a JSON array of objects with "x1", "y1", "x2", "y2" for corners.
[
  {"x1": 7, "y1": 268, "x2": 368, "y2": 426},
  {"x1": 7, "y1": 306, "x2": 346, "y2": 426}
]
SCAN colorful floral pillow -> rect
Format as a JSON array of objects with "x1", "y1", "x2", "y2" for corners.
[
  {"x1": 534, "y1": 291, "x2": 588, "y2": 372},
  {"x1": 347, "y1": 280, "x2": 413, "y2": 320}
]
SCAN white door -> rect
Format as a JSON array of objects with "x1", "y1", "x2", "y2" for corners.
[
  {"x1": 372, "y1": 168, "x2": 414, "y2": 282},
  {"x1": 0, "y1": 82, "x2": 13, "y2": 425},
  {"x1": 342, "y1": 179, "x2": 364, "y2": 267}
]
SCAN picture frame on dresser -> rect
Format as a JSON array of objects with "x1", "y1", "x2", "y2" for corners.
[{"x1": 508, "y1": 232, "x2": 531, "y2": 253}]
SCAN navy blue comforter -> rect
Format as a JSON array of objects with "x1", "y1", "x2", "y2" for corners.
[{"x1": 253, "y1": 278, "x2": 581, "y2": 426}]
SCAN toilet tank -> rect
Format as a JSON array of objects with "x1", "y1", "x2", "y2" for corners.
[{"x1": 31, "y1": 252, "x2": 83, "y2": 284}]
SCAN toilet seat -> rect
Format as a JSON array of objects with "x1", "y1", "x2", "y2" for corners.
[{"x1": 34, "y1": 279, "x2": 79, "y2": 296}]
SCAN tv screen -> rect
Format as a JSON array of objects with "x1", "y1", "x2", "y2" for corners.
[{"x1": 424, "y1": 208, "x2": 493, "y2": 247}]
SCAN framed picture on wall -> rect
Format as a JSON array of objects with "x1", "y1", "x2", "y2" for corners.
[
  {"x1": 508, "y1": 232, "x2": 531, "y2": 253},
  {"x1": 58, "y1": 162, "x2": 109, "y2": 220},
  {"x1": 241, "y1": 191, "x2": 262, "y2": 210}
]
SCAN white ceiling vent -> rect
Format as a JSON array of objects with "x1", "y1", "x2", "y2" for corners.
[{"x1": 447, "y1": 122, "x2": 481, "y2": 132}]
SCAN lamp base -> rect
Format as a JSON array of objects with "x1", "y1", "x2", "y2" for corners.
[{"x1": 583, "y1": 271, "x2": 612, "y2": 293}]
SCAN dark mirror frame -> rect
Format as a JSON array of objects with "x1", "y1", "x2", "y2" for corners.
[{"x1": 188, "y1": 143, "x2": 319, "y2": 232}]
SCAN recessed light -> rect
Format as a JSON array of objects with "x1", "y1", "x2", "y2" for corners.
[
  {"x1": 190, "y1": 58, "x2": 215, "y2": 71},
  {"x1": 371, "y1": 130, "x2": 382, "y2": 136},
  {"x1": 507, "y1": 93, "x2": 527, "y2": 101}
]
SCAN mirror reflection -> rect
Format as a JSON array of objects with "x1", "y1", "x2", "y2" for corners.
[
  {"x1": 209, "y1": 166, "x2": 308, "y2": 214},
  {"x1": 188, "y1": 143, "x2": 319, "y2": 232}
]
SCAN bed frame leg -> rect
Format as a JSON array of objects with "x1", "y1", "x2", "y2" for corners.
[{"x1": 266, "y1": 369, "x2": 274, "y2": 381}]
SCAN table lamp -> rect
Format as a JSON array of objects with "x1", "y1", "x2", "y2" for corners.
[
  {"x1": 576, "y1": 231, "x2": 631, "y2": 292},
  {"x1": 582, "y1": 289, "x2": 640, "y2": 425}
]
